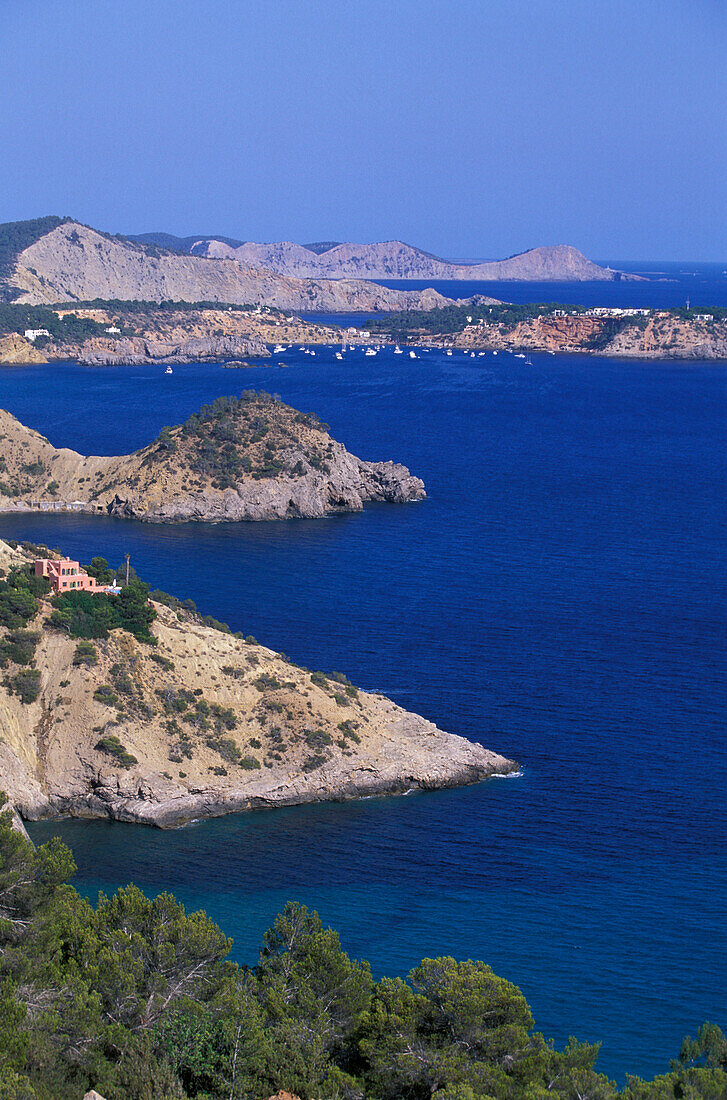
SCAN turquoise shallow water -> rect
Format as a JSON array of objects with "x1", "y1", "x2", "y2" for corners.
[{"x1": 0, "y1": 347, "x2": 723, "y2": 1081}]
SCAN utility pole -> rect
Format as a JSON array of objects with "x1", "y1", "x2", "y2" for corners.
[{"x1": 125, "y1": 554, "x2": 130, "y2": 586}]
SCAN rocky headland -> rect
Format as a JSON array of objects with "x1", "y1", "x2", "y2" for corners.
[
  {"x1": 0, "y1": 539, "x2": 515, "y2": 827},
  {"x1": 0, "y1": 391, "x2": 425, "y2": 521}
]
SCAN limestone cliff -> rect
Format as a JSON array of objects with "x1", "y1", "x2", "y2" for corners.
[
  {"x1": 6, "y1": 222, "x2": 456, "y2": 312},
  {"x1": 0, "y1": 392, "x2": 425, "y2": 522},
  {"x1": 190, "y1": 238, "x2": 639, "y2": 282},
  {"x1": 0, "y1": 547, "x2": 515, "y2": 827}
]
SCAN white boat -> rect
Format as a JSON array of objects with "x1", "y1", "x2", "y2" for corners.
[
  {"x1": 165, "y1": 366, "x2": 173, "y2": 374},
  {"x1": 394, "y1": 345, "x2": 403, "y2": 354},
  {"x1": 515, "y1": 353, "x2": 526, "y2": 359},
  {"x1": 273, "y1": 345, "x2": 287, "y2": 353},
  {"x1": 409, "y1": 351, "x2": 417, "y2": 359},
  {"x1": 335, "y1": 352, "x2": 343, "y2": 360},
  {"x1": 365, "y1": 348, "x2": 377, "y2": 356},
  {"x1": 446, "y1": 349, "x2": 453, "y2": 356},
  {"x1": 470, "y1": 352, "x2": 475, "y2": 358},
  {"x1": 493, "y1": 351, "x2": 498, "y2": 355}
]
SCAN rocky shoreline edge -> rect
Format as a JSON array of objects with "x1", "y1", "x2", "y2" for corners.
[{"x1": 20, "y1": 748, "x2": 518, "y2": 830}]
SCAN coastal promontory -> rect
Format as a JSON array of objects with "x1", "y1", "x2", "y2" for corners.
[
  {"x1": 0, "y1": 391, "x2": 425, "y2": 521},
  {"x1": 0, "y1": 539, "x2": 515, "y2": 827}
]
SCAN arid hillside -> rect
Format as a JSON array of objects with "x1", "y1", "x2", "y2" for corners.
[
  {"x1": 3, "y1": 220, "x2": 456, "y2": 311},
  {"x1": 0, "y1": 542, "x2": 514, "y2": 826},
  {"x1": 187, "y1": 238, "x2": 638, "y2": 281}
]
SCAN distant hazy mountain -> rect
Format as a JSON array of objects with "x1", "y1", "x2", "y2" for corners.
[
  {"x1": 182, "y1": 238, "x2": 639, "y2": 281},
  {"x1": 0, "y1": 219, "x2": 465, "y2": 311}
]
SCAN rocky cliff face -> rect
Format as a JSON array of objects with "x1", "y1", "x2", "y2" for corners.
[
  {"x1": 0, "y1": 393, "x2": 425, "y2": 522},
  {"x1": 192, "y1": 238, "x2": 638, "y2": 282},
  {"x1": 6, "y1": 222, "x2": 456, "y2": 311},
  {"x1": 0, "y1": 548, "x2": 514, "y2": 828}
]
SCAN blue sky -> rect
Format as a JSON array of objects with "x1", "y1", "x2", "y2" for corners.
[{"x1": 1, "y1": 0, "x2": 725, "y2": 260}]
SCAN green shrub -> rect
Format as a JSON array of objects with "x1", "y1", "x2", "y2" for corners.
[
  {"x1": 1, "y1": 630, "x2": 40, "y2": 666},
  {"x1": 6, "y1": 667, "x2": 41, "y2": 703},
  {"x1": 72, "y1": 641, "x2": 98, "y2": 666},
  {"x1": 302, "y1": 753, "x2": 327, "y2": 772},
  {"x1": 49, "y1": 579, "x2": 156, "y2": 643},
  {"x1": 240, "y1": 756, "x2": 261, "y2": 770},
  {"x1": 214, "y1": 737, "x2": 242, "y2": 764},
  {"x1": 94, "y1": 734, "x2": 138, "y2": 769},
  {"x1": 93, "y1": 684, "x2": 119, "y2": 707}
]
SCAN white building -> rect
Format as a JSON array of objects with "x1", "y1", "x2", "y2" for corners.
[
  {"x1": 24, "y1": 328, "x2": 51, "y2": 342},
  {"x1": 105, "y1": 325, "x2": 121, "y2": 334},
  {"x1": 694, "y1": 313, "x2": 714, "y2": 321}
]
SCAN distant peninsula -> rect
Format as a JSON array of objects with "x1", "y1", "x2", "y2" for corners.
[
  {"x1": 363, "y1": 301, "x2": 727, "y2": 360},
  {"x1": 135, "y1": 234, "x2": 641, "y2": 282},
  {"x1": 0, "y1": 391, "x2": 426, "y2": 521}
]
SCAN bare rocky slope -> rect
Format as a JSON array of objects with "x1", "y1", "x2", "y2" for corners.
[
  {"x1": 5, "y1": 221, "x2": 457, "y2": 311},
  {"x1": 0, "y1": 391, "x2": 426, "y2": 521},
  {"x1": 0, "y1": 540, "x2": 515, "y2": 827},
  {"x1": 189, "y1": 238, "x2": 639, "y2": 281}
]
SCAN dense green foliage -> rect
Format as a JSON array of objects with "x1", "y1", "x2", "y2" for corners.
[
  {"x1": 0, "y1": 217, "x2": 69, "y2": 286},
  {"x1": 48, "y1": 580, "x2": 157, "y2": 644},
  {"x1": 0, "y1": 799, "x2": 723, "y2": 1100},
  {"x1": 0, "y1": 303, "x2": 113, "y2": 344}
]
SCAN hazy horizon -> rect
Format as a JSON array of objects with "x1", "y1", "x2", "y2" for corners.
[{"x1": 2, "y1": 0, "x2": 725, "y2": 261}]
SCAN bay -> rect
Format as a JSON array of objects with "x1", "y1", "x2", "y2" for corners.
[{"x1": 0, "y1": 344, "x2": 723, "y2": 1082}]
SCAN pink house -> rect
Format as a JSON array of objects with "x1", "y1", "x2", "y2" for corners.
[{"x1": 34, "y1": 558, "x2": 104, "y2": 594}]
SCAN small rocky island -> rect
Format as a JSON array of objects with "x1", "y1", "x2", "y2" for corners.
[
  {"x1": 0, "y1": 540, "x2": 515, "y2": 827},
  {"x1": 0, "y1": 391, "x2": 425, "y2": 521}
]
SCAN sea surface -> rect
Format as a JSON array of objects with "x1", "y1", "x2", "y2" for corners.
[
  {"x1": 372, "y1": 260, "x2": 727, "y2": 311},
  {"x1": 1, "y1": 339, "x2": 724, "y2": 1082}
]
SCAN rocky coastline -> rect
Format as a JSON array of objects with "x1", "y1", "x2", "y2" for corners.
[
  {"x1": 0, "y1": 537, "x2": 516, "y2": 829},
  {"x1": 0, "y1": 395, "x2": 426, "y2": 523}
]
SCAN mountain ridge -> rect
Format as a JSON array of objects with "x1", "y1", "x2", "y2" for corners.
[
  {"x1": 0, "y1": 219, "x2": 464, "y2": 312},
  {"x1": 170, "y1": 236, "x2": 640, "y2": 281}
]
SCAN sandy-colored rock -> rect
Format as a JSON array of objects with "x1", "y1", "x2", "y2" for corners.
[
  {"x1": 7, "y1": 222, "x2": 458, "y2": 312},
  {"x1": 0, "y1": 333, "x2": 47, "y2": 364},
  {"x1": 0, "y1": 394, "x2": 425, "y2": 523},
  {"x1": 193, "y1": 238, "x2": 638, "y2": 282}
]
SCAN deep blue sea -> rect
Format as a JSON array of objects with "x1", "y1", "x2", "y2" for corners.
[{"x1": 2, "y1": 328, "x2": 724, "y2": 1081}]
